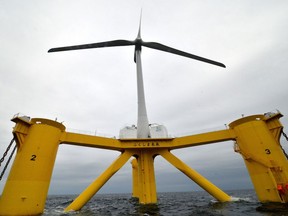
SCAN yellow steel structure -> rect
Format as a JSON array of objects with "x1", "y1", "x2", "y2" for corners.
[
  {"x1": 1, "y1": 112, "x2": 288, "y2": 215},
  {"x1": 0, "y1": 118, "x2": 64, "y2": 215},
  {"x1": 131, "y1": 158, "x2": 140, "y2": 198},
  {"x1": 229, "y1": 113, "x2": 288, "y2": 203}
]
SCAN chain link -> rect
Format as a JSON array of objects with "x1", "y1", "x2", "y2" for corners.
[
  {"x1": 282, "y1": 130, "x2": 288, "y2": 142},
  {"x1": 0, "y1": 138, "x2": 15, "y2": 166},
  {"x1": 281, "y1": 130, "x2": 288, "y2": 159},
  {"x1": 0, "y1": 145, "x2": 16, "y2": 181},
  {"x1": 0, "y1": 138, "x2": 16, "y2": 181}
]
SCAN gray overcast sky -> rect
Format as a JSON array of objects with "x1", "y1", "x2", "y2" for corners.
[{"x1": 1, "y1": 0, "x2": 288, "y2": 196}]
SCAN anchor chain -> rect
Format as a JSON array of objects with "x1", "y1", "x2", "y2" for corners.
[
  {"x1": 282, "y1": 130, "x2": 288, "y2": 142},
  {"x1": 0, "y1": 137, "x2": 16, "y2": 181},
  {"x1": 281, "y1": 130, "x2": 288, "y2": 159}
]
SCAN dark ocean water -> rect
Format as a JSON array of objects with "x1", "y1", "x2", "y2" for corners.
[{"x1": 44, "y1": 189, "x2": 288, "y2": 216}]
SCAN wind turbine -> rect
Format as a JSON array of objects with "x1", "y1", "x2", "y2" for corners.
[{"x1": 48, "y1": 20, "x2": 225, "y2": 139}]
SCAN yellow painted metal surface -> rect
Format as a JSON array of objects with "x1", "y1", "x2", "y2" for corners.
[
  {"x1": 159, "y1": 149, "x2": 231, "y2": 202},
  {"x1": 136, "y1": 150, "x2": 157, "y2": 204},
  {"x1": 65, "y1": 150, "x2": 134, "y2": 211},
  {"x1": 230, "y1": 113, "x2": 288, "y2": 203},
  {"x1": 1, "y1": 112, "x2": 288, "y2": 215},
  {"x1": 0, "y1": 118, "x2": 65, "y2": 216},
  {"x1": 131, "y1": 158, "x2": 140, "y2": 198}
]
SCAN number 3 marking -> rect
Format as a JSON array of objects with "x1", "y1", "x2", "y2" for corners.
[
  {"x1": 265, "y1": 149, "x2": 271, "y2": 155},
  {"x1": 31, "y1": 155, "x2": 37, "y2": 161}
]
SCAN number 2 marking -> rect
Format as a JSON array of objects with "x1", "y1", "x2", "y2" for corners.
[{"x1": 30, "y1": 155, "x2": 37, "y2": 161}]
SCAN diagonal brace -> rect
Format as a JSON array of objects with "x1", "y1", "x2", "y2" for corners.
[
  {"x1": 159, "y1": 149, "x2": 231, "y2": 202},
  {"x1": 65, "y1": 150, "x2": 134, "y2": 211}
]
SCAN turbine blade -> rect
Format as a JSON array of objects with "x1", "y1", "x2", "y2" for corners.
[
  {"x1": 48, "y1": 40, "x2": 135, "y2": 53},
  {"x1": 142, "y1": 41, "x2": 226, "y2": 68},
  {"x1": 137, "y1": 9, "x2": 143, "y2": 39}
]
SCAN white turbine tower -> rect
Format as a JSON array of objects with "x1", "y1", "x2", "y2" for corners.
[
  {"x1": 48, "y1": 17, "x2": 225, "y2": 139},
  {"x1": 135, "y1": 22, "x2": 150, "y2": 138}
]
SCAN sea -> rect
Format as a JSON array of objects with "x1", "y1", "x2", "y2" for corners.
[{"x1": 44, "y1": 189, "x2": 288, "y2": 216}]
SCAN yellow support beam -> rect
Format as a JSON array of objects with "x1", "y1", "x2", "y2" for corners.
[
  {"x1": 159, "y1": 149, "x2": 231, "y2": 202},
  {"x1": 65, "y1": 150, "x2": 134, "y2": 212},
  {"x1": 59, "y1": 129, "x2": 235, "y2": 152},
  {"x1": 131, "y1": 158, "x2": 140, "y2": 198},
  {"x1": 170, "y1": 129, "x2": 236, "y2": 150},
  {"x1": 61, "y1": 131, "x2": 122, "y2": 151},
  {"x1": 118, "y1": 129, "x2": 236, "y2": 150},
  {"x1": 136, "y1": 150, "x2": 157, "y2": 204}
]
